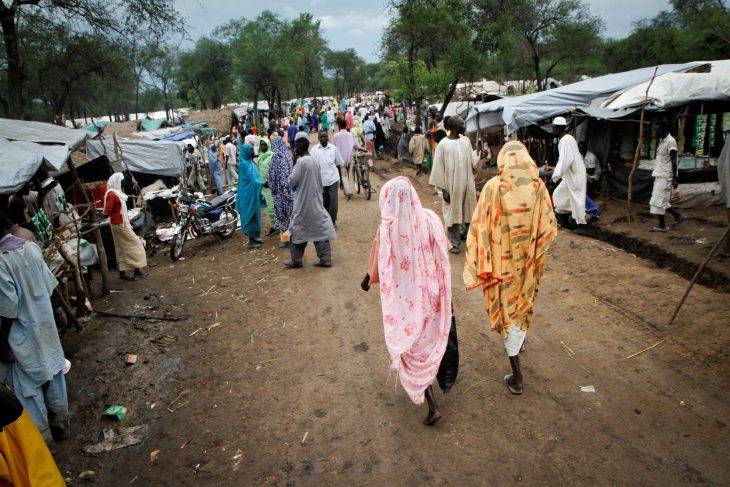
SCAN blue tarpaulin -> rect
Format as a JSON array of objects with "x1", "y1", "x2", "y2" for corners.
[{"x1": 163, "y1": 130, "x2": 195, "y2": 142}]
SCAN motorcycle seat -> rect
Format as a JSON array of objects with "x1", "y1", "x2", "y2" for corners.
[{"x1": 208, "y1": 191, "x2": 234, "y2": 209}]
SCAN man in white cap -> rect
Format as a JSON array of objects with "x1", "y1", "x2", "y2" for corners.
[{"x1": 551, "y1": 116, "x2": 587, "y2": 231}]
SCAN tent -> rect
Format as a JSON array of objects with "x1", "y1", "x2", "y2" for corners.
[
  {"x1": 139, "y1": 118, "x2": 168, "y2": 131},
  {"x1": 85, "y1": 137, "x2": 185, "y2": 177},
  {"x1": 602, "y1": 72, "x2": 730, "y2": 111},
  {"x1": 466, "y1": 62, "x2": 704, "y2": 133},
  {"x1": 0, "y1": 118, "x2": 92, "y2": 194}
]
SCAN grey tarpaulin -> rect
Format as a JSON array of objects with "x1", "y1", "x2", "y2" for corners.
[
  {"x1": 0, "y1": 118, "x2": 92, "y2": 193},
  {"x1": 86, "y1": 137, "x2": 185, "y2": 177},
  {"x1": 0, "y1": 117, "x2": 90, "y2": 148},
  {"x1": 466, "y1": 62, "x2": 704, "y2": 133}
]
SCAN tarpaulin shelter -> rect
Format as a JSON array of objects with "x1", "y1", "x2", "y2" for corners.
[
  {"x1": 163, "y1": 130, "x2": 195, "y2": 142},
  {"x1": 466, "y1": 62, "x2": 704, "y2": 133},
  {"x1": 601, "y1": 72, "x2": 730, "y2": 112},
  {"x1": 0, "y1": 118, "x2": 92, "y2": 194},
  {"x1": 86, "y1": 137, "x2": 185, "y2": 178},
  {"x1": 139, "y1": 118, "x2": 168, "y2": 131},
  {"x1": 573, "y1": 60, "x2": 730, "y2": 208}
]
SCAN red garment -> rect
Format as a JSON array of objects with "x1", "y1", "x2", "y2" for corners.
[{"x1": 104, "y1": 192, "x2": 123, "y2": 225}]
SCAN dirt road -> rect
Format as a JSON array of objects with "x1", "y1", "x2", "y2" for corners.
[{"x1": 57, "y1": 157, "x2": 730, "y2": 486}]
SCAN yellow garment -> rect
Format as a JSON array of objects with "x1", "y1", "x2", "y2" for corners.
[
  {"x1": 110, "y1": 224, "x2": 147, "y2": 272},
  {"x1": 0, "y1": 410, "x2": 65, "y2": 486},
  {"x1": 464, "y1": 141, "x2": 557, "y2": 338}
]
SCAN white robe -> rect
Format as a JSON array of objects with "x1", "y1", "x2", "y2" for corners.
[
  {"x1": 552, "y1": 134, "x2": 587, "y2": 224},
  {"x1": 429, "y1": 136, "x2": 478, "y2": 227}
]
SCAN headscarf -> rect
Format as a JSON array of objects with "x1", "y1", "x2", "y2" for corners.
[
  {"x1": 376, "y1": 177, "x2": 451, "y2": 405},
  {"x1": 104, "y1": 172, "x2": 131, "y2": 228},
  {"x1": 268, "y1": 137, "x2": 294, "y2": 230},
  {"x1": 464, "y1": 141, "x2": 557, "y2": 338},
  {"x1": 235, "y1": 144, "x2": 263, "y2": 237}
]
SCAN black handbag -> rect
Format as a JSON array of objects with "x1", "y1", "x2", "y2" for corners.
[{"x1": 436, "y1": 312, "x2": 459, "y2": 393}]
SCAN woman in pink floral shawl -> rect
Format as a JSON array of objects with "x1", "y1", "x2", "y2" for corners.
[{"x1": 361, "y1": 176, "x2": 452, "y2": 425}]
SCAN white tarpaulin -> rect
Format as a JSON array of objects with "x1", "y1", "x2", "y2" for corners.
[
  {"x1": 602, "y1": 72, "x2": 730, "y2": 110},
  {"x1": 86, "y1": 137, "x2": 185, "y2": 177},
  {"x1": 466, "y1": 62, "x2": 703, "y2": 133},
  {"x1": 0, "y1": 118, "x2": 92, "y2": 194}
]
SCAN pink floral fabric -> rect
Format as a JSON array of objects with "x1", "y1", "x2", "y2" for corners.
[{"x1": 376, "y1": 177, "x2": 452, "y2": 404}]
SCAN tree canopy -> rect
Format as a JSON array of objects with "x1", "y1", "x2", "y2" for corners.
[{"x1": 1, "y1": 0, "x2": 727, "y2": 124}]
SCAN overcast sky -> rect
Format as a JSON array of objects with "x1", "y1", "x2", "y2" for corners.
[{"x1": 174, "y1": 0, "x2": 673, "y2": 62}]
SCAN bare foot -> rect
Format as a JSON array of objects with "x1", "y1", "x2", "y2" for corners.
[{"x1": 423, "y1": 409, "x2": 442, "y2": 426}]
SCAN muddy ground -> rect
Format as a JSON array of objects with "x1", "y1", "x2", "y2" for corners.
[{"x1": 55, "y1": 156, "x2": 730, "y2": 486}]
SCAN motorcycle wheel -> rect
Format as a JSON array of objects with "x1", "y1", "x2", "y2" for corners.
[
  {"x1": 214, "y1": 208, "x2": 238, "y2": 240},
  {"x1": 170, "y1": 223, "x2": 188, "y2": 261}
]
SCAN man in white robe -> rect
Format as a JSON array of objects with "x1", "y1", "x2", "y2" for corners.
[
  {"x1": 0, "y1": 212, "x2": 69, "y2": 446},
  {"x1": 551, "y1": 116, "x2": 587, "y2": 228},
  {"x1": 429, "y1": 116, "x2": 478, "y2": 253}
]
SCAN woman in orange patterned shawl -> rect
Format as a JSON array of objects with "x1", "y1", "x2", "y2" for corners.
[{"x1": 464, "y1": 141, "x2": 557, "y2": 395}]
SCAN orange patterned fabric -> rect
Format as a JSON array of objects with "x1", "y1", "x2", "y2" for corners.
[{"x1": 463, "y1": 141, "x2": 557, "y2": 338}]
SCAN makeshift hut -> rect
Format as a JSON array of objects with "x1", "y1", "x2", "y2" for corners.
[
  {"x1": 465, "y1": 62, "x2": 706, "y2": 166},
  {"x1": 577, "y1": 60, "x2": 730, "y2": 207},
  {"x1": 0, "y1": 118, "x2": 110, "y2": 328}
]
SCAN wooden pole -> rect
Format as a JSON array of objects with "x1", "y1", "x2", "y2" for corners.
[
  {"x1": 67, "y1": 159, "x2": 111, "y2": 295},
  {"x1": 627, "y1": 67, "x2": 659, "y2": 222},
  {"x1": 667, "y1": 225, "x2": 730, "y2": 326}
]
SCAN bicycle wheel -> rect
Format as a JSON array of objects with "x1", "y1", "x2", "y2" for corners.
[
  {"x1": 354, "y1": 165, "x2": 361, "y2": 194},
  {"x1": 364, "y1": 168, "x2": 372, "y2": 200}
]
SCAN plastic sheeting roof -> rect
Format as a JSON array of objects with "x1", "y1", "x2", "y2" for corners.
[
  {"x1": 466, "y1": 62, "x2": 703, "y2": 133},
  {"x1": 602, "y1": 72, "x2": 730, "y2": 111},
  {"x1": 85, "y1": 137, "x2": 185, "y2": 177},
  {"x1": 0, "y1": 118, "x2": 93, "y2": 193},
  {"x1": 0, "y1": 118, "x2": 90, "y2": 148}
]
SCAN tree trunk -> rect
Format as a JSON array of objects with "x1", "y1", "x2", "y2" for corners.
[
  {"x1": 0, "y1": 7, "x2": 27, "y2": 119},
  {"x1": 253, "y1": 90, "x2": 259, "y2": 133},
  {"x1": 533, "y1": 55, "x2": 543, "y2": 91},
  {"x1": 275, "y1": 87, "x2": 281, "y2": 120},
  {"x1": 440, "y1": 78, "x2": 459, "y2": 116}
]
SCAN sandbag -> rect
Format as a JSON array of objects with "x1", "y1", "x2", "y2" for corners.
[{"x1": 436, "y1": 314, "x2": 459, "y2": 393}]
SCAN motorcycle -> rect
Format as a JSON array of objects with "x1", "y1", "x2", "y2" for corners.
[{"x1": 170, "y1": 189, "x2": 239, "y2": 261}]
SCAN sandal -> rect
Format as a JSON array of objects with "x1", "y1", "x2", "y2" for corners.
[{"x1": 503, "y1": 374, "x2": 523, "y2": 395}]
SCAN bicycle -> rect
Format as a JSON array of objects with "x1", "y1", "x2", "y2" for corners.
[{"x1": 352, "y1": 149, "x2": 372, "y2": 200}]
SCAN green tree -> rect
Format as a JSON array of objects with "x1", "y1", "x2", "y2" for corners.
[
  {"x1": 227, "y1": 11, "x2": 290, "y2": 125},
  {"x1": 286, "y1": 13, "x2": 327, "y2": 99},
  {"x1": 671, "y1": 0, "x2": 730, "y2": 48},
  {"x1": 505, "y1": 0, "x2": 603, "y2": 90},
  {"x1": 383, "y1": 0, "x2": 489, "y2": 124},
  {"x1": 145, "y1": 46, "x2": 179, "y2": 120},
  {"x1": 0, "y1": 0, "x2": 183, "y2": 119},
  {"x1": 324, "y1": 49, "x2": 366, "y2": 98},
  {"x1": 177, "y1": 37, "x2": 232, "y2": 111}
]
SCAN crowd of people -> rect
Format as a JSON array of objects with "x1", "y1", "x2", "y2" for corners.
[
  {"x1": 186, "y1": 99, "x2": 444, "y2": 265},
  {"x1": 0, "y1": 86, "x2": 704, "y2": 483}
]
